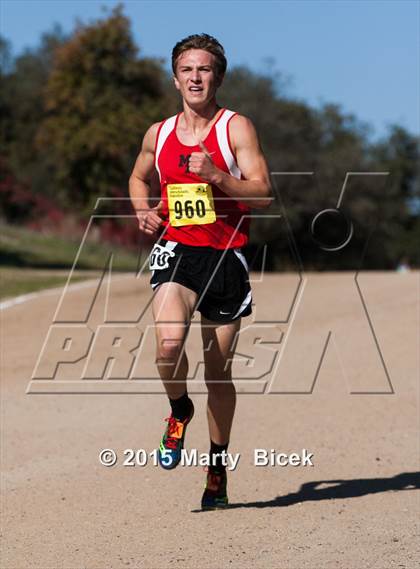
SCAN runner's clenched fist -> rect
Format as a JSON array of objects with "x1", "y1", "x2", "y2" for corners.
[
  {"x1": 136, "y1": 200, "x2": 164, "y2": 235},
  {"x1": 188, "y1": 141, "x2": 221, "y2": 184}
]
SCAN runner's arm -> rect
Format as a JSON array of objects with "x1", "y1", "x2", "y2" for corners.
[
  {"x1": 129, "y1": 123, "x2": 164, "y2": 234},
  {"x1": 129, "y1": 123, "x2": 160, "y2": 210},
  {"x1": 218, "y1": 115, "x2": 272, "y2": 208},
  {"x1": 189, "y1": 115, "x2": 272, "y2": 209}
]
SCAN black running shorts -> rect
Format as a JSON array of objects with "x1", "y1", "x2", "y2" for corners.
[{"x1": 149, "y1": 239, "x2": 252, "y2": 323}]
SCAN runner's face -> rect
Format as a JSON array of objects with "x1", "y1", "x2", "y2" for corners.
[{"x1": 174, "y1": 49, "x2": 222, "y2": 107}]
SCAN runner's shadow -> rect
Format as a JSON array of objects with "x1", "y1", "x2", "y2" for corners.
[{"x1": 191, "y1": 471, "x2": 419, "y2": 512}]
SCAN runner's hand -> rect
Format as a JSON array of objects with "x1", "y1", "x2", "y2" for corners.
[
  {"x1": 189, "y1": 141, "x2": 221, "y2": 184},
  {"x1": 136, "y1": 200, "x2": 164, "y2": 235}
]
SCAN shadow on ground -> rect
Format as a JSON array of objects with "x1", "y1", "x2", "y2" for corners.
[{"x1": 192, "y1": 471, "x2": 420, "y2": 513}]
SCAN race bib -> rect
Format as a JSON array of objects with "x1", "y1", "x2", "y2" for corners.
[
  {"x1": 167, "y1": 183, "x2": 216, "y2": 227},
  {"x1": 149, "y1": 243, "x2": 175, "y2": 271}
]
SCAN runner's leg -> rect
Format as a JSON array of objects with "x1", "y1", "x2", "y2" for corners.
[
  {"x1": 152, "y1": 282, "x2": 197, "y2": 399},
  {"x1": 201, "y1": 315, "x2": 241, "y2": 444},
  {"x1": 200, "y1": 315, "x2": 240, "y2": 508},
  {"x1": 153, "y1": 282, "x2": 197, "y2": 469}
]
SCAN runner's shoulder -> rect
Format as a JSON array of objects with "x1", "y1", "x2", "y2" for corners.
[
  {"x1": 142, "y1": 121, "x2": 164, "y2": 152},
  {"x1": 228, "y1": 113, "x2": 259, "y2": 151},
  {"x1": 229, "y1": 113, "x2": 256, "y2": 140}
]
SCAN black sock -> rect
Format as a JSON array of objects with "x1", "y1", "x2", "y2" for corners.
[
  {"x1": 209, "y1": 440, "x2": 229, "y2": 474},
  {"x1": 169, "y1": 391, "x2": 192, "y2": 421}
]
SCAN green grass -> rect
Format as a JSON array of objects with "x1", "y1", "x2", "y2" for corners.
[
  {"x1": 0, "y1": 223, "x2": 141, "y2": 271},
  {"x1": 0, "y1": 268, "x2": 89, "y2": 300},
  {"x1": 0, "y1": 223, "x2": 145, "y2": 300}
]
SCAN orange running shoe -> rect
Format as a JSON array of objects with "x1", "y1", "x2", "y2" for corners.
[{"x1": 158, "y1": 402, "x2": 194, "y2": 470}]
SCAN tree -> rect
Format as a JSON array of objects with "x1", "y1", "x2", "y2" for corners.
[
  {"x1": 36, "y1": 6, "x2": 174, "y2": 209},
  {"x1": 0, "y1": 27, "x2": 68, "y2": 198},
  {"x1": 368, "y1": 126, "x2": 420, "y2": 266}
]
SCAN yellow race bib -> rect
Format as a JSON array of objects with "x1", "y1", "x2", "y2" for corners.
[{"x1": 167, "y1": 183, "x2": 216, "y2": 227}]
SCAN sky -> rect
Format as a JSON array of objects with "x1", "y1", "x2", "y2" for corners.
[{"x1": 1, "y1": 0, "x2": 419, "y2": 140}]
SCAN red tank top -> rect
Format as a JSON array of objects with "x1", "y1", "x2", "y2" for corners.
[{"x1": 154, "y1": 108, "x2": 250, "y2": 249}]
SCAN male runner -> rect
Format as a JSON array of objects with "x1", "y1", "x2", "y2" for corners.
[{"x1": 129, "y1": 34, "x2": 272, "y2": 509}]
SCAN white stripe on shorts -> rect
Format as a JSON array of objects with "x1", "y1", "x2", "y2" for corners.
[{"x1": 231, "y1": 289, "x2": 252, "y2": 320}]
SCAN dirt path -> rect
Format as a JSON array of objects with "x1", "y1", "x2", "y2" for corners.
[{"x1": 1, "y1": 271, "x2": 419, "y2": 569}]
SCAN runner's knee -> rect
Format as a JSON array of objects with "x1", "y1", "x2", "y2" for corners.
[{"x1": 156, "y1": 337, "x2": 184, "y2": 363}]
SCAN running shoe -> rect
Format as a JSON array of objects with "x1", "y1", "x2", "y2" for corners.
[
  {"x1": 158, "y1": 402, "x2": 194, "y2": 470},
  {"x1": 201, "y1": 469, "x2": 228, "y2": 510}
]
